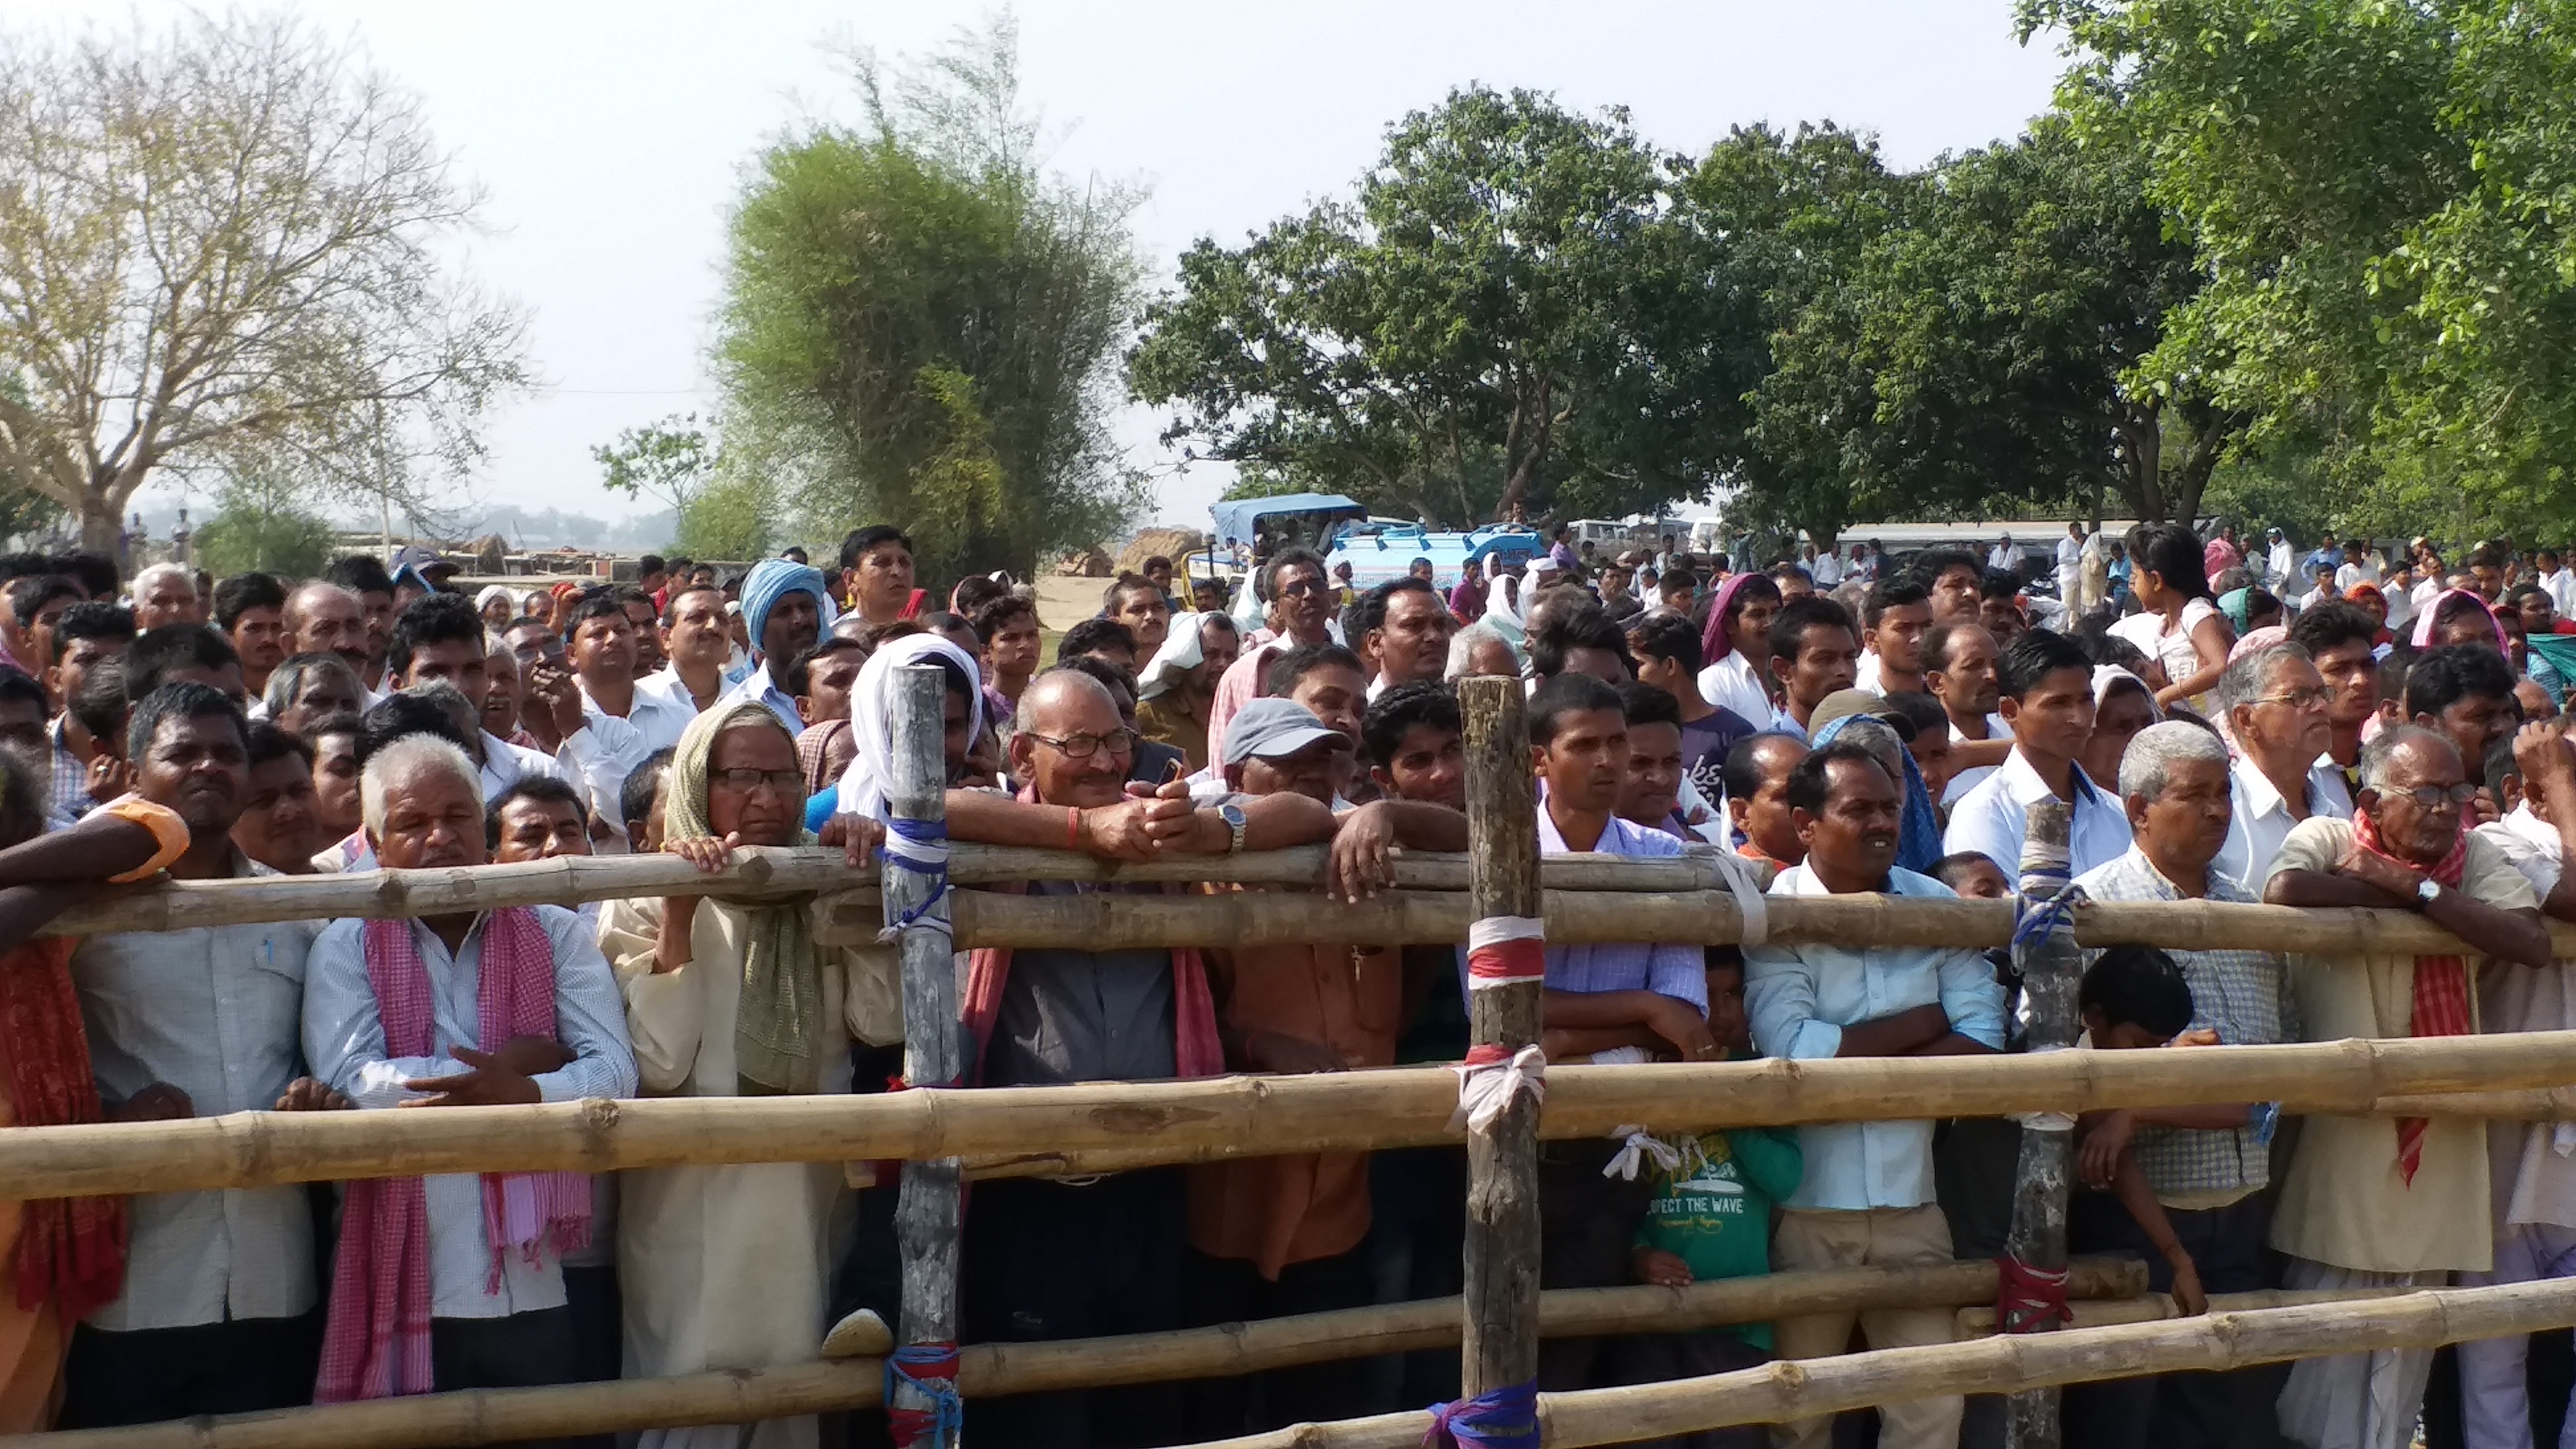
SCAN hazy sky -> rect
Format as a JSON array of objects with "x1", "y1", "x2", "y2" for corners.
[{"x1": 13, "y1": 1, "x2": 2069, "y2": 537}]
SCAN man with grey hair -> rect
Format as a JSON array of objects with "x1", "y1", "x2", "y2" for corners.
[
  {"x1": 2265, "y1": 724, "x2": 2550, "y2": 1449},
  {"x1": 1445, "y1": 619, "x2": 1519, "y2": 682},
  {"x1": 130, "y1": 562, "x2": 200, "y2": 631},
  {"x1": 2064, "y1": 719, "x2": 2296, "y2": 1443},
  {"x1": 2208, "y1": 642, "x2": 2351, "y2": 896},
  {"x1": 301, "y1": 731, "x2": 634, "y2": 1405},
  {"x1": 281, "y1": 581, "x2": 373, "y2": 695},
  {"x1": 259, "y1": 652, "x2": 366, "y2": 736}
]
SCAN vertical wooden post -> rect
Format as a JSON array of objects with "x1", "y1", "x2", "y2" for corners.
[
  {"x1": 1457, "y1": 675, "x2": 1544, "y2": 1400},
  {"x1": 889, "y1": 664, "x2": 964, "y2": 1446},
  {"x1": 2004, "y1": 799, "x2": 2079, "y2": 1449}
]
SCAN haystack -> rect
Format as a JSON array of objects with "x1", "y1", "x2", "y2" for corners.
[
  {"x1": 1116, "y1": 528, "x2": 1209, "y2": 576},
  {"x1": 1054, "y1": 547, "x2": 1114, "y2": 578}
]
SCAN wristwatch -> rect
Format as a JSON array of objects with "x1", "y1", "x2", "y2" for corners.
[
  {"x1": 2415, "y1": 877, "x2": 2443, "y2": 910},
  {"x1": 1218, "y1": 801, "x2": 1248, "y2": 855}
]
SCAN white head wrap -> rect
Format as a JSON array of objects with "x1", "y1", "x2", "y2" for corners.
[
  {"x1": 475, "y1": 584, "x2": 515, "y2": 614},
  {"x1": 1138, "y1": 612, "x2": 1216, "y2": 702},
  {"x1": 832, "y1": 633, "x2": 987, "y2": 823}
]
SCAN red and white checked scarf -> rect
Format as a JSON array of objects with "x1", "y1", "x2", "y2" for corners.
[
  {"x1": 315, "y1": 910, "x2": 593, "y2": 1401},
  {"x1": 2350, "y1": 809, "x2": 2474, "y2": 1187}
]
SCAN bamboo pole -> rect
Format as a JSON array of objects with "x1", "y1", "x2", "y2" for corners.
[
  {"x1": 6, "y1": 1033, "x2": 2574, "y2": 1200},
  {"x1": 1456, "y1": 674, "x2": 1545, "y2": 1405},
  {"x1": 2005, "y1": 800, "x2": 2077, "y2": 1449},
  {"x1": 42, "y1": 844, "x2": 2576, "y2": 958},
  {"x1": 1179, "y1": 1278, "x2": 2576, "y2": 1449},
  {"x1": 0, "y1": 1259, "x2": 2147, "y2": 1449},
  {"x1": 842, "y1": 886, "x2": 2576, "y2": 956},
  {"x1": 1957, "y1": 1286, "x2": 2418, "y2": 1336},
  {"x1": 886, "y1": 665, "x2": 963, "y2": 1445}
]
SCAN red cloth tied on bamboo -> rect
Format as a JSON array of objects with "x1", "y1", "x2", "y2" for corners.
[
  {"x1": 1465, "y1": 915, "x2": 1545, "y2": 992},
  {"x1": 0, "y1": 939, "x2": 125, "y2": 1322},
  {"x1": 2349, "y1": 807, "x2": 2474, "y2": 1186},
  {"x1": 1994, "y1": 1253, "x2": 2071, "y2": 1334}
]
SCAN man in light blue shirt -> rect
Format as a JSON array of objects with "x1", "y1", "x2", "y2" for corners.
[{"x1": 1746, "y1": 738, "x2": 2004, "y2": 1449}]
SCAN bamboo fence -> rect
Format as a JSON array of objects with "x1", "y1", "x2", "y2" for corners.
[
  {"x1": 5, "y1": 1033, "x2": 2573, "y2": 1201},
  {"x1": 0, "y1": 1260, "x2": 2151, "y2": 1449},
  {"x1": 17, "y1": 662, "x2": 2576, "y2": 1449}
]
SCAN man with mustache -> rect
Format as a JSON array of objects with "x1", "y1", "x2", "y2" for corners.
[{"x1": 1745, "y1": 740, "x2": 2007, "y2": 1449}]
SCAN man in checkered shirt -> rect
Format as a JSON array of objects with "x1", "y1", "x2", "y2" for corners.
[{"x1": 2067, "y1": 721, "x2": 2298, "y2": 1446}]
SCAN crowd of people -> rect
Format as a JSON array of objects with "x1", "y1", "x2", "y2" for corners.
[{"x1": 0, "y1": 515, "x2": 2570, "y2": 1449}]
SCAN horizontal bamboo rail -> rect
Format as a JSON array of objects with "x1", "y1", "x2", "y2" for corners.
[
  {"x1": 32, "y1": 842, "x2": 2576, "y2": 960},
  {"x1": 6, "y1": 1034, "x2": 2571, "y2": 1201},
  {"x1": 1955, "y1": 1286, "x2": 2416, "y2": 1335},
  {"x1": 0, "y1": 1258, "x2": 2148, "y2": 1449},
  {"x1": 892, "y1": 886, "x2": 2576, "y2": 954},
  {"x1": 1189, "y1": 1278, "x2": 2576, "y2": 1449}
]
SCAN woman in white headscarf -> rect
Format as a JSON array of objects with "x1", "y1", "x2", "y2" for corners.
[
  {"x1": 1134, "y1": 612, "x2": 1242, "y2": 772},
  {"x1": 832, "y1": 633, "x2": 988, "y2": 824},
  {"x1": 608, "y1": 700, "x2": 901, "y2": 1449}
]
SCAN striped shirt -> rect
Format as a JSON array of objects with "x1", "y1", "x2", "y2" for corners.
[
  {"x1": 1530, "y1": 794, "x2": 1704, "y2": 1010},
  {"x1": 2073, "y1": 847, "x2": 2298, "y2": 1204}
]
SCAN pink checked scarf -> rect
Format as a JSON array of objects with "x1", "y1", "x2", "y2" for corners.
[
  {"x1": 315, "y1": 909, "x2": 593, "y2": 1401},
  {"x1": 2349, "y1": 809, "x2": 2475, "y2": 1186}
]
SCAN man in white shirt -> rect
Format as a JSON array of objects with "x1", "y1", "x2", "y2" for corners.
[
  {"x1": 571, "y1": 588, "x2": 696, "y2": 755},
  {"x1": 1925, "y1": 620, "x2": 2012, "y2": 804},
  {"x1": 1855, "y1": 579, "x2": 1934, "y2": 698},
  {"x1": 1360, "y1": 577, "x2": 1454, "y2": 700},
  {"x1": 1808, "y1": 544, "x2": 1841, "y2": 588},
  {"x1": 1944, "y1": 627, "x2": 2132, "y2": 878},
  {"x1": 626, "y1": 584, "x2": 732, "y2": 750},
  {"x1": 2333, "y1": 539, "x2": 2381, "y2": 593},
  {"x1": 2381, "y1": 566, "x2": 2419, "y2": 634},
  {"x1": 2537, "y1": 546, "x2": 2576, "y2": 623},
  {"x1": 2056, "y1": 523, "x2": 2085, "y2": 607},
  {"x1": 2208, "y1": 641, "x2": 2353, "y2": 894},
  {"x1": 2265, "y1": 527, "x2": 2298, "y2": 591},
  {"x1": 59, "y1": 684, "x2": 340, "y2": 1427},
  {"x1": 302, "y1": 734, "x2": 634, "y2": 1403},
  {"x1": 1986, "y1": 535, "x2": 2018, "y2": 573},
  {"x1": 391, "y1": 595, "x2": 647, "y2": 835}
]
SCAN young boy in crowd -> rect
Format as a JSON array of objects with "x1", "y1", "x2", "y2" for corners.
[
  {"x1": 1618, "y1": 949, "x2": 1802, "y2": 1448},
  {"x1": 1929, "y1": 850, "x2": 2011, "y2": 901},
  {"x1": 2063, "y1": 945, "x2": 2218, "y2": 1449}
]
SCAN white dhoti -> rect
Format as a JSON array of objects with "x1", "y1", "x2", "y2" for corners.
[{"x1": 2274, "y1": 1258, "x2": 2447, "y2": 1449}]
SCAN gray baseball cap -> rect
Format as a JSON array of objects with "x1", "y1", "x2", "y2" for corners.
[{"x1": 1221, "y1": 698, "x2": 1350, "y2": 767}]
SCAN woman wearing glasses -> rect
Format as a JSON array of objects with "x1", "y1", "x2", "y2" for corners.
[
  {"x1": 2208, "y1": 640, "x2": 2349, "y2": 896},
  {"x1": 604, "y1": 699, "x2": 897, "y2": 1449}
]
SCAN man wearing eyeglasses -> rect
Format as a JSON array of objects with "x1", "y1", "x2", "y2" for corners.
[
  {"x1": 955, "y1": 667, "x2": 1344, "y2": 1446},
  {"x1": 1205, "y1": 547, "x2": 1339, "y2": 771},
  {"x1": 2263, "y1": 725, "x2": 2550, "y2": 1449},
  {"x1": 2208, "y1": 641, "x2": 2351, "y2": 896}
]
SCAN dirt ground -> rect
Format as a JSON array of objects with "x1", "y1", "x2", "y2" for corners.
[{"x1": 1034, "y1": 575, "x2": 1109, "y2": 632}]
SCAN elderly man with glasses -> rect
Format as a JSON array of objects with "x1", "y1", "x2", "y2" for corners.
[
  {"x1": 2263, "y1": 725, "x2": 2552, "y2": 1449},
  {"x1": 2208, "y1": 641, "x2": 2354, "y2": 896}
]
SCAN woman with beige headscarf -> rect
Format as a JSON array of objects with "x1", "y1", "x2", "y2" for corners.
[{"x1": 604, "y1": 700, "x2": 899, "y2": 1449}]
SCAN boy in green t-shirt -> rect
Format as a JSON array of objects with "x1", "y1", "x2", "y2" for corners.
[{"x1": 1617, "y1": 949, "x2": 1803, "y2": 1447}]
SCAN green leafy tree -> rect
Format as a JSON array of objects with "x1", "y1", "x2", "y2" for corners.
[
  {"x1": 1133, "y1": 86, "x2": 1740, "y2": 527},
  {"x1": 1748, "y1": 122, "x2": 2234, "y2": 534},
  {"x1": 714, "y1": 18, "x2": 1145, "y2": 585},
  {"x1": 0, "y1": 13, "x2": 529, "y2": 547},
  {"x1": 2027, "y1": 0, "x2": 2576, "y2": 529},
  {"x1": 594, "y1": 414, "x2": 713, "y2": 518},
  {"x1": 193, "y1": 475, "x2": 336, "y2": 577},
  {"x1": 675, "y1": 470, "x2": 771, "y2": 562}
]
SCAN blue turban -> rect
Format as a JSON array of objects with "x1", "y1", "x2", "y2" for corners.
[
  {"x1": 1810, "y1": 712, "x2": 1944, "y2": 877},
  {"x1": 741, "y1": 558, "x2": 835, "y2": 659}
]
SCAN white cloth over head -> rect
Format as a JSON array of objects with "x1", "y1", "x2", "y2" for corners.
[
  {"x1": 1138, "y1": 611, "x2": 1211, "y2": 702},
  {"x1": 832, "y1": 633, "x2": 987, "y2": 823}
]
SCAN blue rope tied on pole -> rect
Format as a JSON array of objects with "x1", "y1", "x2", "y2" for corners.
[
  {"x1": 884, "y1": 1343, "x2": 963, "y2": 1448},
  {"x1": 2011, "y1": 878, "x2": 2082, "y2": 952},
  {"x1": 877, "y1": 815, "x2": 951, "y2": 943},
  {"x1": 1423, "y1": 1380, "x2": 1541, "y2": 1447}
]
